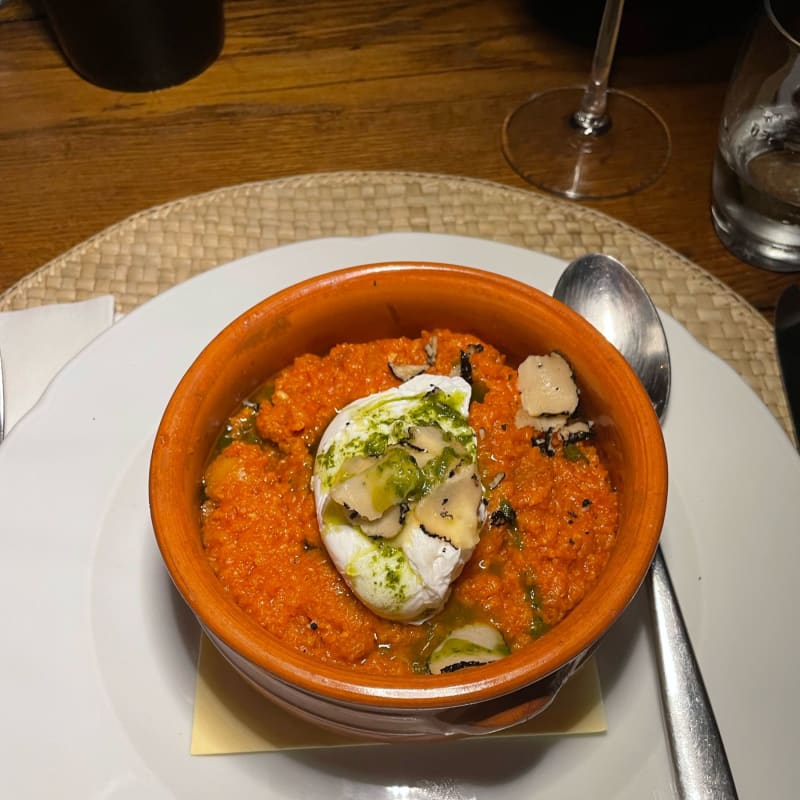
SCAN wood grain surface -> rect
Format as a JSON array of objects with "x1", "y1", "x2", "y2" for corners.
[{"x1": 1, "y1": 0, "x2": 796, "y2": 319}]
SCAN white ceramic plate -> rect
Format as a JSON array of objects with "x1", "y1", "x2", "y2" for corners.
[{"x1": 2, "y1": 233, "x2": 798, "y2": 799}]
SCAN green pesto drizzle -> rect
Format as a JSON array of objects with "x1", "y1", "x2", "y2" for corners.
[
  {"x1": 355, "y1": 540, "x2": 410, "y2": 606},
  {"x1": 523, "y1": 573, "x2": 550, "y2": 639},
  {"x1": 316, "y1": 385, "x2": 475, "y2": 491},
  {"x1": 213, "y1": 406, "x2": 263, "y2": 454}
]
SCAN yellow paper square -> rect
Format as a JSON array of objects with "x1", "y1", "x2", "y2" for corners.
[{"x1": 191, "y1": 635, "x2": 607, "y2": 755}]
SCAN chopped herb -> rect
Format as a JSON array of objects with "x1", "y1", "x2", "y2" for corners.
[
  {"x1": 384, "y1": 567, "x2": 401, "y2": 587},
  {"x1": 563, "y1": 443, "x2": 588, "y2": 463},
  {"x1": 471, "y1": 379, "x2": 488, "y2": 403}
]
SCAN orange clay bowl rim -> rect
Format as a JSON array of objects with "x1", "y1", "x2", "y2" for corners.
[{"x1": 150, "y1": 261, "x2": 667, "y2": 710}]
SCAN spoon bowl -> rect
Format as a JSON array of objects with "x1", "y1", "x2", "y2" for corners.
[
  {"x1": 554, "y1": 253, "x2": 671, "y2": 419},
  {"x1": 554, "y1": 253, "x2": 738, "y2": 799}
]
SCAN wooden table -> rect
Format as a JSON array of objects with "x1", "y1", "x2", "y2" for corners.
[{"x1": 1, "y1": 0, "x2": 796, "y2": 320}]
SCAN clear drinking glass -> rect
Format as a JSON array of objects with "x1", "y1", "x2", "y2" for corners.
[
  {"x1": 711, "y1": 0, "x2": 800, "y2": 272},
  {"x1": 502, "y1": 0, "x2": 670, "y2": 200}
]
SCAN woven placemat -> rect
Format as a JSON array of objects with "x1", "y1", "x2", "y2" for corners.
[{"x1": 0, "y1": 170, "x2": 791, "y2": 438}]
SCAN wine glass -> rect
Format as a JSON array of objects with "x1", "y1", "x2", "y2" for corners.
[{"x1": 502, "y1": 0, "x2": 671, "y2": 200}]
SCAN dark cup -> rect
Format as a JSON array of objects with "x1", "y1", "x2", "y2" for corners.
[
  {"x1": 42, "y1": 0, "x2": 224, "y2": 92},
  {"x1": 527, "y1": 0, "x2": 756, "y2": 54}
]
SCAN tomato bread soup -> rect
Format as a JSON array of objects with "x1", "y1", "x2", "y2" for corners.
[{"x1": 200, "y1": 330, "x2": 619, "y2": 678}]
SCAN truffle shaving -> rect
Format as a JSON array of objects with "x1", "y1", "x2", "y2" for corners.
[
  {"x1": 517, "y1": 352, "x2": 579, "y2": 418},
  {"x1": 428, "y1": 623, "x2": 510, "y2": 674},
  {"x1": 388, "y1": 362, "x2": 429, "y2": 381}
]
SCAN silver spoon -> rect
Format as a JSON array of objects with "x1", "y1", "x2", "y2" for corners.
[{"x1": 553, "y1": 253, "x2": 738, "y2": 799}]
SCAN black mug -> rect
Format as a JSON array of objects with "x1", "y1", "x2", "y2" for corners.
[
  {"x1": 527, "y1": 0, "x2": 757, "y2": 55},
  {"x1": 42, "y1": 0, "x2": 224, "y2": 92}
]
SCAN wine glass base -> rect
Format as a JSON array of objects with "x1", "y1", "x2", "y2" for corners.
[{"x1": 502, "y1": 87, "x2": 671, "y2": 200}]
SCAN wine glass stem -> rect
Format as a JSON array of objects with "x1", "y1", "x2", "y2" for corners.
[{"x1": 573, "y1": 0, "x2": 626, "y2": 134}]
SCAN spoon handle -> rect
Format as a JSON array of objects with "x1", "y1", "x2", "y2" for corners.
[{"x1": 649, "y1": 547, "x2": 739, "y2": 799}]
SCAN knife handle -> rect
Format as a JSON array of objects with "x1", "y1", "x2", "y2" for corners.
[{"x1": 649, "y1": 547, "x2": 739, "y2": 799}]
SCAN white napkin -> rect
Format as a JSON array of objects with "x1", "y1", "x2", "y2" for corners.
[{"x1": 0, "y1": 296, "x2": 116, "y2": 433}]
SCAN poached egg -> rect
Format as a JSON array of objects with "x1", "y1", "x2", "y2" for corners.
[{"x1": 312, "y1": 374, "x2": 484, "y2": 623}]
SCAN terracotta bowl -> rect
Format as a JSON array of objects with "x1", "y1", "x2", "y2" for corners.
[{"x1": 149, "y1": 262, "x2": 667, "y2": 740}]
